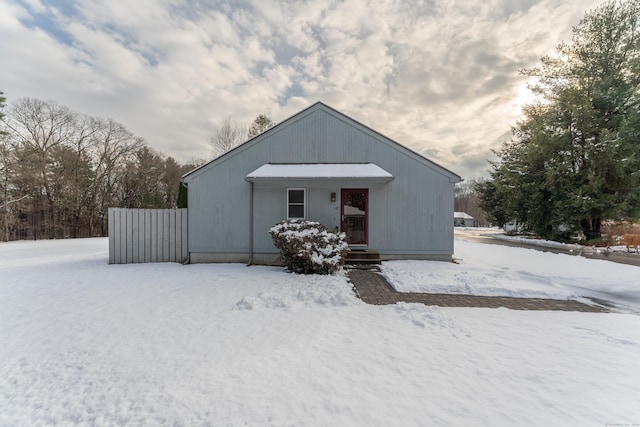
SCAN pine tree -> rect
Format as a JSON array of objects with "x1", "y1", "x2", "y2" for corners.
[
  {"x1": 479, "y1": 0, "x2": 640, "y2": 240},
  {"x1": 247, "y1": 114, "x2": 275, "y2": 139}
]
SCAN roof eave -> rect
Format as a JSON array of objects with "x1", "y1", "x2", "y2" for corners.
[{"x1": 245, "y1": 176, "x2": 395, "y2": 183}]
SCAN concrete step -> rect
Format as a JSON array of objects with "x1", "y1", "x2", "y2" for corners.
[
  {"x1": 345, "y1": 264, "x2": 381, "y2": 271},
  {"x1": 345, "y1": 249, "x2": 381, "y2": 265}
]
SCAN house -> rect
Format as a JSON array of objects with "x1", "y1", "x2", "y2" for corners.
[
  {"x1": 454, "y1": 212, "x2": 475, "y2": 227},
  {"x1": 181, "y1": 102, "x2": 462, "y2": 264}
]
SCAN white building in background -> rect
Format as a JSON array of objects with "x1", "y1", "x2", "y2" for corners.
[{"x1": 454, "y1": 212, "x2": 475, "y2": 227}]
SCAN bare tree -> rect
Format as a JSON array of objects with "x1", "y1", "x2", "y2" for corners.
[
  {"x1": 2, "y1": 98, "x2": 146, "y2": 238},
  {"x1": 455, "y1": 179, "x2": 490, "y2": 227},
  {"x1": 0, "y1": 130, "x2": 18, "y2": 241},
  {"x1": 210, "y1": 117, "x2": 247, "y2": 157},
  {"x1": 4, "y1": 98, "x2": 80, "y2": 237},
  {"x1": 0, "y1": 96, "x2": 196, "y2": 240},
  {"x1": 87, "y1": 118, "x2": 145, "y2": 235}
]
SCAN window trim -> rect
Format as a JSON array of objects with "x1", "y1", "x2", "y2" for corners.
[{"x1": 286, "y1": 188, "x2": 306, "y2": 219}]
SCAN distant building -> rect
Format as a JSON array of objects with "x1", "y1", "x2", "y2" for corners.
[
  {"x1": 503, "y1": 221, "x2": 524, "y2": 233},
  {"x1": 454, "y1": 212, "x2": 475, "y2": 227}
]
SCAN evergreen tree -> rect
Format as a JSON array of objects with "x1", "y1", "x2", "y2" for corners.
[
  {"x1": 0, "y1": 96, "x2": 194, "y2": 240},
  {"x1": 247, "y1": 114, "x2": 275, "y2": 138},
  {"x1": 177, "y1": 183, "x2": 188, "y2": 209},
  {"x1": 479, "y1": 0, "x2": 640, "y2": 240}
]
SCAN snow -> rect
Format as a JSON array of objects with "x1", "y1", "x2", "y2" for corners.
[
  {"x1": 1, "y1": 238, "x2": 640, "y2": 425},
  {"x1": 382, "y1": 238, "x2": 640, "y2": 314},
  {"x1": 245, "y1": 163, "x2": 393, "y2": 180},
  {"x1": 454, "y1": 211, "x2": 474, "y2": 219},
  {"x1": 269, "y1": 220, "x2": 348, "y2": 270},
  {"x1": 458, "y1": 226, "x2": 632, "y2": 253},
  {"x1": 494, "y1": 233, "x2": 585, "y2": 248}
]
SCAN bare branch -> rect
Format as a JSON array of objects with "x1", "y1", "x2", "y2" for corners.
[{"x1": 210, "y1": 117, "x2": 247, "y2": 157}]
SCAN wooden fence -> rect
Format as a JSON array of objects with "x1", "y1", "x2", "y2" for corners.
[{"x1": 108, "y1": 208, "x2": 188, "y2": 264}]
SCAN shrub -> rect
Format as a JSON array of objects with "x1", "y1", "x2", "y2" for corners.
[{"x1": 269, "y1": 219, "x2": 349, "y2": 274}]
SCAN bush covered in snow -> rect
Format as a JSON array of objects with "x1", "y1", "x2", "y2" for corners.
[{"x1": 269, "y1": 219, "x2": 349, "y2": 275}]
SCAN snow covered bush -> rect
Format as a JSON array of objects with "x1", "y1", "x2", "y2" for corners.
[{"x1": 269, "y1": 219, "x2": 349, "y2": 275}]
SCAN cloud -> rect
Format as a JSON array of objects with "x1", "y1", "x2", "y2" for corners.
[{"x1": 0, "y1": 0, "x2": 603, "y2": 178}]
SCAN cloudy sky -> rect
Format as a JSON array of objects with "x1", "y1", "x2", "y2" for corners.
[{"x1": 1, "y1": 0, "x2": 603, "y2": 179}]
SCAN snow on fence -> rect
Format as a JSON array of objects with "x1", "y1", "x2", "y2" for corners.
[{"x1": 108, "y1": 208, "x2": 188, "y2": 264}]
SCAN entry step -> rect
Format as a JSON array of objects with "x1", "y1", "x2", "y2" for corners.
[{"x1": 345, "y1": 249, "x2": 381, "y2": 265}]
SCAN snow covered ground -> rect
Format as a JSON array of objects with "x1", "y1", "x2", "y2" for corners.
[
  {"x1": 1, "y1": 237, "x2": 639, "y2": 426},
  {"x1": 383, "y1": 237, "x2": 640, "y2": 314},
  {"x1": 454, "y1": 226, "x2": 634, "y2": 253}
]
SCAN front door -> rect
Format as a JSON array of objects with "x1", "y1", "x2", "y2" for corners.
[{"x1": 341, "y1": 189, "x2": 368, "y2": 245}]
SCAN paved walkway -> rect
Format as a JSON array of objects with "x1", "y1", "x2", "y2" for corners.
[{"x1": 348, "y1": 269, "x2": 607, "y2": 313}]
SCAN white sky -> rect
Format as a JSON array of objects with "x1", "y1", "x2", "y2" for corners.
[{"x1": 0, "y1": 0, "x2": 603, "y2": 179}]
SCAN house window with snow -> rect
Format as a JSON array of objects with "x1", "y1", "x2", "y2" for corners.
[{"x1": 287, "y1": 188, "x2": 306, "y2": 219}]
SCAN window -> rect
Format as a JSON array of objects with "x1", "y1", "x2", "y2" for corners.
[{"x1": 287, "y1": 188, "x2": 306, "y2": 219}]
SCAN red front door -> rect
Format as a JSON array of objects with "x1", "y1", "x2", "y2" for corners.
[{"x1": 341, "y1": 189, "x2": 368, "y2": 245}]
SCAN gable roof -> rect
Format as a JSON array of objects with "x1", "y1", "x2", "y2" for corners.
[
  {"x1": 182, "y1": 101, "x2": 461, "y2": 183},
  {"x1": 454, "y1": 212, "x2": 474, "y2": 219}
]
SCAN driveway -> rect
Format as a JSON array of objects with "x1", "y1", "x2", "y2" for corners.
[{"x1": 454, "y1": 228, "x2": 640, "y2": 267}]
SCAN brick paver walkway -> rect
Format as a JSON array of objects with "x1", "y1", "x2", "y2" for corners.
[{"x1": 348, "y1": 269, "x2": 607, "y2": 313}]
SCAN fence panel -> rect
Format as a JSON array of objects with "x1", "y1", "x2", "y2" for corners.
[{"x1": 108, "y1": 208, "x2": 188, "y2": 264}]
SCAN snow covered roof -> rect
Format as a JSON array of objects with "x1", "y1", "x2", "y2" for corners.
[
  {"x1": 245, "y1": 163, "x2": 394, "y2": 182},
  {"x1": 454, "y1": 212, "x2": 474, "y2": 219}
]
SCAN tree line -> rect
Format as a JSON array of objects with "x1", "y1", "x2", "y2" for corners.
[
  {"x1": 0, "y1": 96, "x2": 199, "y2": 241},
  {"x1": 476, "y1": 0, "x2": 640, "y2": 241},
  {"x1": 0, "y1": 93, "x2": 276, "y2": 242}
]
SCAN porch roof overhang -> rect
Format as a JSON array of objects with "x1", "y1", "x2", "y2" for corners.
[{"x1": 245, "y1": 163, "x2": 394, "y2": 183}]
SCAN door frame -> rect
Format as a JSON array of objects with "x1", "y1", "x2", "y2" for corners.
[{"x1": 340, "y1": 188, "x2": 369, "y2": 246}]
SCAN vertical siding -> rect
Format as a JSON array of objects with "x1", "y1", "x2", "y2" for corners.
[
  {"x1": 184, "y1": 105, "x2": 459, "y2": 259},
  {"x1": 108, "y1": 208, "x2": 188, "y2": 264},
  {"x1": 150, "y1": 210, "x2": 158, "y2": 262}
]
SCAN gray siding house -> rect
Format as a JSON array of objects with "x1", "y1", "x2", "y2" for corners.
[
  {"x1": 454, "y1": 212, "x2": 475, "y2": 227},
  {"x1": 181, "y1": 102, "x2": 461, "y2": 264}
]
